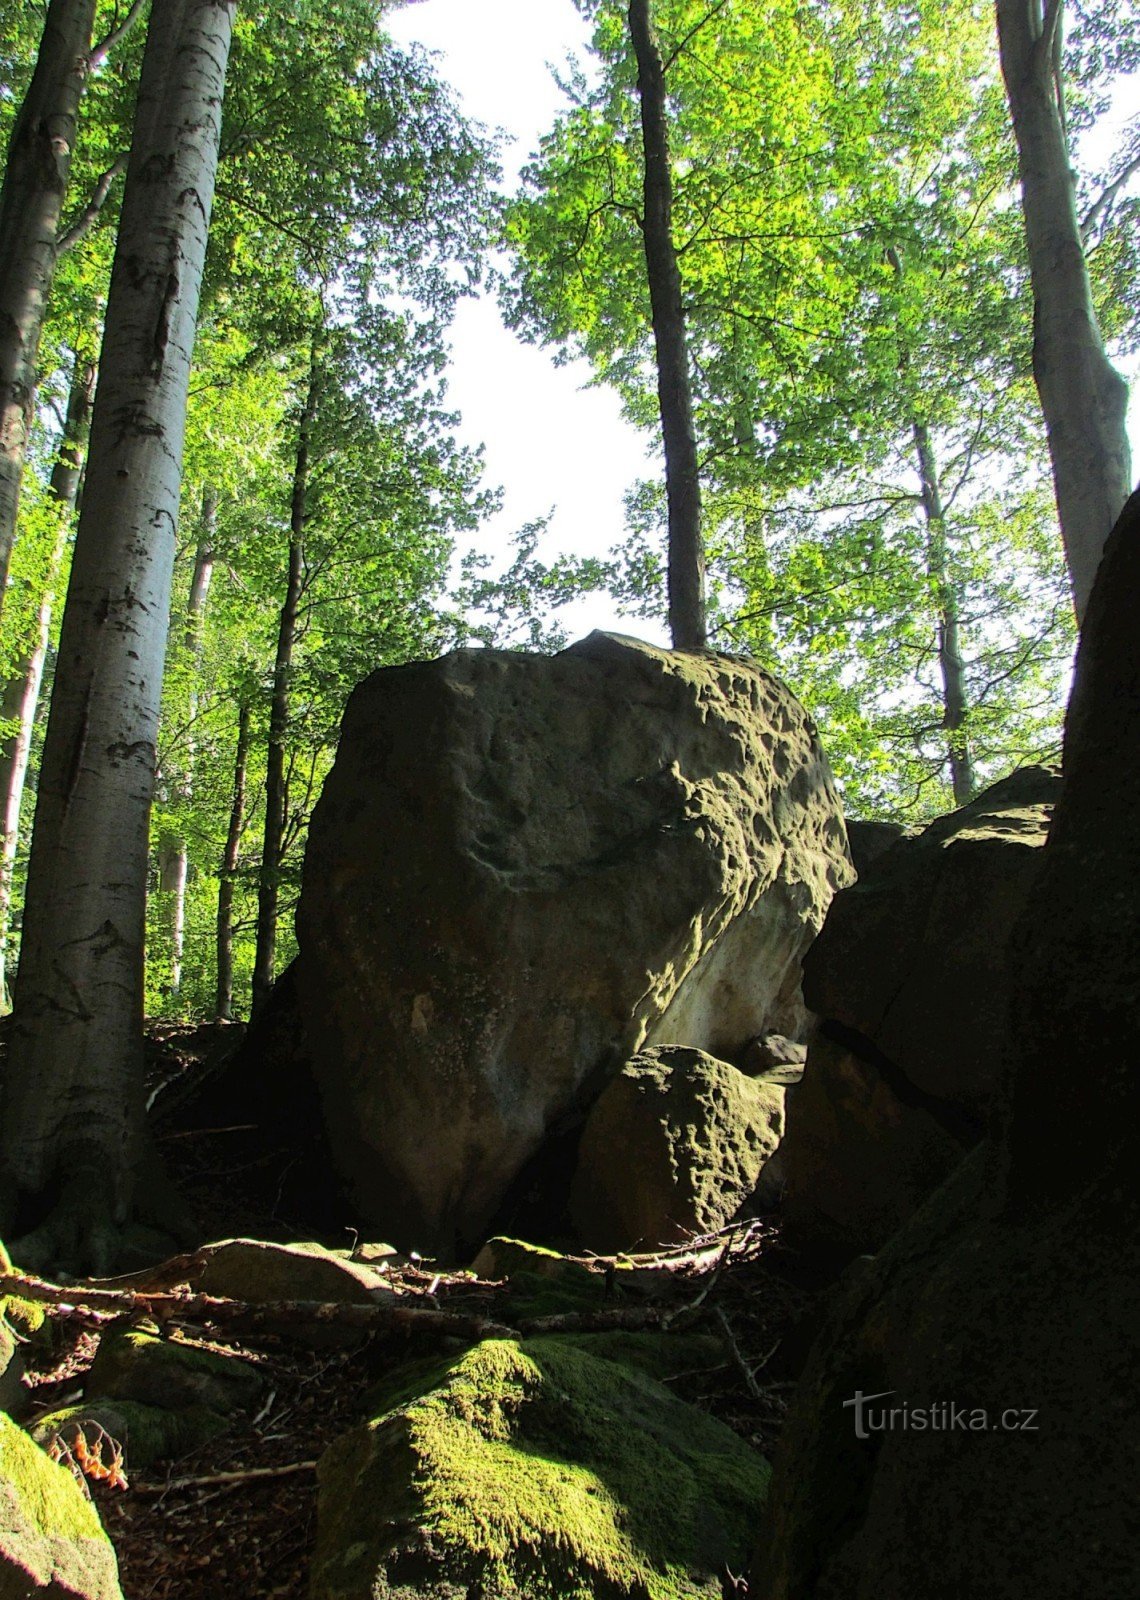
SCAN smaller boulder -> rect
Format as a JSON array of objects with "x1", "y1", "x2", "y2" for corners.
[
  {"x1": 569, "y1": 1046, "x2": 786, "y2": 1253},
  {"x1": 0, "y1": 1411, "x2": 123, "y2": 1599},
  {"x1": 195, "y1": 1238, "x2": 395, "y2": 1305},
  {"x1": 311, "y1": 1336, "x2": 768, "y2": 1600}
]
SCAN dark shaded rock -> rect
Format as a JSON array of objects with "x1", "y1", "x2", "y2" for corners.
[
  {"x1": 782, "y1": 764, "x2": 1059, "y2": 1252},
  {"x1": 568, "y1": 1046, "x2": 786, "y2": 1252},
  {"x1": 842, "y1": 818, "x2": 909, "y2": 877},
  {"x1": 85, "y1": 1330, "x2": 262, "y2": 1417},
  {"x1": 737, "y1": 1033, "x2": 806, "y2": 1080},
  {"x1": 295, "y1": 632, "x2": 852, "y2": 1255},
  {"x1": 750, "y1": 492, "x2": 1140, "y2": 1599},
  {"x1": 312, "y1": 1335, "x2": 769, "y2": 1600}
]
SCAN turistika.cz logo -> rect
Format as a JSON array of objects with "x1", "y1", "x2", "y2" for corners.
[{"x1": 843, "y1": 1389, "x2": 1039, "y2": 1439}]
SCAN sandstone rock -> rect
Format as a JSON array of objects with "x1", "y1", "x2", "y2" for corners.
[
  {"x1": 750, "y1": 492, "x2": 1140, "y2": 1599},
  {"x1": 311, "y1": 1336, "x2": 769, "y2": 1600},
  {"x1": 781, "y1": 764, "x2": 1059, "y2": 1252},
  {"x1": 737, "y1": 1032, "x2": 806, "y2": 1079},
  {"x1": 0, "y1": 1412, "x2": 123, "y2": 1600},
  {"x1": 30, "y1": 1400, "x2": 228, "y2": 1477},
  {"x1": 195, "y1": 1238, "x2": 396, "y2": 1305},
  {"x1": 569, "y1": 1046, "x2": 786, "y2": 1252},
  {"x1": 295, "y1": 632, "x2": 852, "y2": 1254},
  {"x1": 85, "y1": 1330, "x2": 263, "y2": 1417}
]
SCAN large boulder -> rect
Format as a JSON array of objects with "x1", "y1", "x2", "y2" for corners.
[
  {"x1": 568, "y1": 1045, "x2": 787, "y2": 1252},
  {"x1": 781, "y1": 764, "x2": 1059, "y2": 1252},
  {"x1": 750, "y1": 492, "x2": 1140, "y2": 1599},
  {"x1": 295, "y1": 632, "x2": 852, "y2": 1254},
  {"x1": 311, "y1": 1335, "x2": 769, "y2": 1599}
]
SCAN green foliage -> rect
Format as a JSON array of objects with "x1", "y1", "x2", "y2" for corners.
[{"x1": 503, "y1": 0, "x2": 1091, "y2": 817}]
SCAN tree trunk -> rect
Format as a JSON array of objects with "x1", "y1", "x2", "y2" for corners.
[
  {"x1": 0, "y1": 0, "x2": 236, "y2": 1272},
  {"x1": 251, "y1": 348, "x2": 318, "y2": 1015},
  {"x1": 996, "y1": 0, "x2": 1132, "y2": 621},
  {"x1": 912, "y1": 421, "x2": 975, "y2": 806},
  {"x1": 216, "y1": 698, "x2": 251, "y2": 1022},
  {"x1": 0, "y1": 0, "x2": 98, "y2": 617},
  {"x1": 0, "y1": 347, "x2": 96, "y2": 1010},
  {"x1": 159, "y1": 485, "x2": 216, "y2": 999},
  {"x1": 628, "y1": 0, "x2": 706, "y2": 651}
]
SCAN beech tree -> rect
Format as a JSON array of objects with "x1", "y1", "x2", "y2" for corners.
[
  {"x1": 0, "y1": 0, "x2": 237, "y2": 1270},
  {"x1": 996, "y1": 0, "x2": 1133, "y2": 618},
  {"x1": 0, "y1": 0, "x2": 140, "y2": 618}
]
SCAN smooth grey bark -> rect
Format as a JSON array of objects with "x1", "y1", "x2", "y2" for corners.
[
  {"x1": 216, "y1": 698, "x2": 250, "y2": 1022},
  {"x1": 158, "y1": 485, "x2": 216, "y2": 998},
  {"x1": 913, "y1": 421, "x2": 975, "y2": 806},
  {"x1": 0, "y1": 347, "x2": 96, "y2": 1009},
  {"x1": 996, "y1": 0, "x2": 1132, "y2": 621},
  {"x1": 251, "y1": 346, "x2": 318, "y2": 1015},
  {"x1": 628, "y1": 0, "x2": 707, "y2": 651},
  {"x1": 0, "y1": 0, "x2": 98, "y2": 617},
  {"x1": 0, "y1": 0, "x2": 237, "y2": 1270}
]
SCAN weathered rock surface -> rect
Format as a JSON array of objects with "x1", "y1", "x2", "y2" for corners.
[
  {"x1": 781, "y1": 764, "x2": 1059, "y2": 1252},
  {"x1": 311, "y1": 1335, "x2": 769, "y2": 1600},
  {"x1": 295, "y1": 632, "x2": 852, "y2": 1253},
  {"x1": 750, "y1": 492, "x2": 1140, "y2": 1599},
  {"x1": 0, "y1": 1412, "x2": 123, "y2": 1600},
  {"x1": 569, "y1": 1046, "x2": 787, "y2": 1252}
]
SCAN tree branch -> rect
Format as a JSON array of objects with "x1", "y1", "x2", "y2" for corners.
[
  {"x1": 55, "y1": 156, "x2": 128, "y2": 255},
  {"x1": 1081, "y1": 150, "x2": 1140, "y2": 245},
  {"x1": 662, "y1": 0, "x2": 731, "y2": 73},
  {"x1": 86, "y1": 0, "x2": 148, "y2": 73}
]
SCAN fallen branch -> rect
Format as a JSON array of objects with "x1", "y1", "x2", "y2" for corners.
[
  {"x1": 0, "y1": 1272, "x2": 519, "y2": 1342},
  {"x1": 131, "y1": 1460, "x2": 318, "y2": 1495}
]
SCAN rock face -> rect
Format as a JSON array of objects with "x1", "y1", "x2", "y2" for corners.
[
  {"x1": 781, "y1": 764, "x2": 1059, "y2": 1252},
  {"x1": 750, "y1": 492, "x2": 1140, "y2": 1599},
  {"x1": 312, "y1": 1335, "x2": 769, "y2": 1600},
  {"x1": 296, "y1": 632, "x2": 852, "y2": 1254},
  {"x1": 0, "y1": 1413, "x2": 123, "y2": 1600},
  {"x1": 569, "y1": 1046, "x2": 787, "y2": 1251}
]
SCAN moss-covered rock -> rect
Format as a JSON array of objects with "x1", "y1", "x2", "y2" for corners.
[
  {"x1": 84, "y1": 1330, "x2": 263, "y2": 1416},
  {"x1": 196, "y1": 1237, "x2": 393, "y2": 1304},
  {"x1": 1, "y1": 1241, "x2": 50, "y2": 1422},
  {"x1": 31, "y1": 1399, "x2": 227, "y2": 1474},
  {"x1": 313, "y1": 1335, "x2": 769, "y2": 1599},
  {"x1": 470, "y1": 1238, "x2": 609, "y2": 1320},
  {"x1": 0, "y1": 1411, "x2": 123, "y2": 1599}
]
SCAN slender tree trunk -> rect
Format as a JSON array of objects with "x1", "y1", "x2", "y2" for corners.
[
  {"x1": 0, "y1": 0, "x2": 236, "y2": 1271},
  {"x1": 0, "y1": 0, "x2": 98, "y2": 617},
  {"x1": 251, "y1": 348, "x2": 318, "y2": 1014},
  {"x1": 0, "y1": 347, "x2": 96, "y2": 1009},
  {"x1": 628, "y1": 0, "x2": 706, "y2": 650},
  {"x1": 158, "y1": 485, "x2": 215, "y2": 999},
  {"x1": 216, "y1": 699, "x2": 251, "y2": 1022},
  {"x1": 996, "y1": 0, "x2": 1132, "y2": 621},
  {"x1": 912, "y1": 421, "x2": 975, "y2": 806}
]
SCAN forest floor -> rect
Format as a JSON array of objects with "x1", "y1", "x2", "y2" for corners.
[{"x1": 12, "y1": 1023, "x2": 828, "y2": 1600}]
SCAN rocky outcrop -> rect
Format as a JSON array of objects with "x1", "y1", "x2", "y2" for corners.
[
  {"x1": 312, "y1": 1335, "x2": 769, "y2": 1600},
  {"x1": 781, "y1": 764, "x2": 1059, "y2": 1252},
  {"x1": 568, "y1": 1046, "x2": 787, "y2": 1251},
  {"x1": 295, "y1": 632, "x2": 852, "y2": 1254},
  {"x1": 1, "y1": 1412, "x2": 123, "y2": 1599},
  {"x1": 750, "y1": 492, "x2": 1140, "y2": 1599}
]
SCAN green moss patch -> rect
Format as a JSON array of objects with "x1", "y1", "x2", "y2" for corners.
[
  {"x1": 313, "y1": 1336, "x2": 769, "y2": 1599},
  {"x1": 31, "y1": 1398, "x2": 228, "y2": 1473},
  {"x1": 0, "y1": 1412, "x2": 123, "y2": 1599}
]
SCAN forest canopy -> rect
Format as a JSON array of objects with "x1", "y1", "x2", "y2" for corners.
[{"x1": 0, "y1": 0, "x2": 1135, "y2": 1051}]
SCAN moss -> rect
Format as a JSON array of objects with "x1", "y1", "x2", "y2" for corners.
[
  {"x1": 472, "y1": 1237, "x2": 613, "y2": 1320},
  {"x1": 0, "y1": 1412, "x2": 122, "y2": 1599},
  {"x1": 86, "y1": 1329, "x2": 263, "y2": 1415},
  {"x1": 314, "y1": 1336, "x2": 769, "y2": 1600},
  {"x1": 31, "y1": 1398, "x2": 228, "y2": 1472}
]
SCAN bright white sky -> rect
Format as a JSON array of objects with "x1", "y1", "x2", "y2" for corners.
[
  {"x1": 385, "y1": 0, "x2": 659, "y2": 643},
  {"x1": 385, "y1": 1, "x2": 1140, "y2": 648}
]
